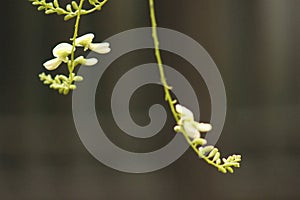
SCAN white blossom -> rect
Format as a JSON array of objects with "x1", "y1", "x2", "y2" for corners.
[
  {"x1": 43, "y1": 43, "x2": 73, "y2": 70},
  {"x1": 75, "y1": 33, "x2": 111, "y2": 54},
  {"x1": 176, "y1": 104, "x2": 194, "y2": 121},
  {"x1": 74, "y1": 56, "x2": 98, "y2": 66},
  {"x1": 174, "y1": 104, "x2": 212, "y2": 139}
]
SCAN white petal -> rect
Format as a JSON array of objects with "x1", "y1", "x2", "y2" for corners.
[
  {"x1": 75, "y1": 33, "x2": 94, "y2": 50},
  {"x1": 195, "y1": 122, "x2": 212, "y2": 132},
  {"x1": 174, "y1": 125, "x2": 181, "y2": 132},
  {"x1": 53, "y1": 43, "x2": 73, "y2": 57},
  {"x1": 43, "y1": 58, "x2": 62, "y2": 70},
  {"x1": 74, "y1": 56, "x2": 97, "y2": 66},
  {"x1": 89, "y1": 42, "x2": 111, "y2": 54},
  {"x1": 84, "y1": 58, "x2": 98, "y2": 66},
  {"x1": 175, "y1": 104, "x2": 194, "y2": 120},
  {"x1": 183, "y1": 121, "x2": 200, "y2": 139},
  {"x1": 75, "y1": 33, "x2": 94, "y2": 45}
]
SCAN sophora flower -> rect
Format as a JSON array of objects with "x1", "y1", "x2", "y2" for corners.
[
  {"x1": 174, "y1": 104, "x2": 212, "y2": 139},
  {"x1": 74, "y1": 56, "x2": 98, "y2": 66},
  {"x1": 75, "y1": 33, "x2": 111, "y2": 54},
  {"x1": 43, "y1": 43, "x2": 73, "y2": 70}
]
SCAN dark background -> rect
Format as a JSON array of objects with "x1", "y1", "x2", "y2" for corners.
[{"x1": 0, "y1": 0, "x2": 300, "y2": 199}]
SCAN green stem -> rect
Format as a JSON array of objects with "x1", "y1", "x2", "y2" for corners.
[
  {"x1": 182, "y1": 132, "x2": 221, "y2": 169},
  {"x1": 149, "y1": 0, "x2": 224, "y2": 170},
  {"x1": 149, "y1": 0, "x2": 179, "y2": 122},
  {"x1": 69, "y1": 0, "x2": 85, "y2": 81},
  {"x1": 84, "y1": 0, "x2": 109, "y2": 15}
]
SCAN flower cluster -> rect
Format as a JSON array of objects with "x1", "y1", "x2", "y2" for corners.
[
  {"x1": 174, "y1": 104, "x2": 241, "y2": 173},
  {"x1": 30, "y1": 0, "x2": 109, "y2": 21},
  {"x1": 39, "y1": 33, "x2": 110, "y2": 95},
  {"x1": 43, "y1": 33, "x2": 110, "y2": 70},
  {"x1": 32, "y1": 0, "x2": 242, "y2": 174},
  {"x1": 31, "y1": 1, "x2": 110, "y2": 95},
  {"x1": 174, "y1": 104, "x2": 212, "y2": 141}
]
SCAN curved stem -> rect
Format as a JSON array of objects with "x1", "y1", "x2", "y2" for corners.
[
  {"x1": 84, "y1": 0, "x2": 109, "y2": 15},
  {"x1": 149, "y1": 0, "x2": 223, "y2": 169},
  {"x1": 149, "y1": 0, "x2": 179, "y2": 122},
  {"x1": 69, "y1": 0, "x2": 85, "y2": 81}
]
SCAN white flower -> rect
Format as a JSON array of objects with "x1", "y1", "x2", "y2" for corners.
[
  {"x1": 176, "y1": 104, "x2": 194, "y2": 121},
  {"x1": 74, "y1": 56, "x2": 98, "y2": 66},
  {"x1": 196, "y1": 122, "x2": 212, "y2": 132},
  {"x1": 43, "y1": 43, "x2": 73, "y2": 70},
  {"x1": 75, "y1": 33, "x2": 111, "y2": 54},
  {"x1": 174, "y1": 104, "x2": 212, "y2": 139}
]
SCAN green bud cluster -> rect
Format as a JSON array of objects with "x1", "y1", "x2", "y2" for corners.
[
  {"x1": 30, "y1": 0, "x2": 108, "y2": 21},
  {"x1": 198, "y1": 146, "x2": 241, "y2": 173},
  {"x1": 39, "y1": 72, "x2": 83, "y2": 95},
  {"x1": 30, "y1": 0, "x2": 109, "y2": 95}
]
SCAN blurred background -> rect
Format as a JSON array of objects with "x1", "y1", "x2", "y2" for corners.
[{"x1": 1, "y1": 0, "x2": 300, "y2": 199}]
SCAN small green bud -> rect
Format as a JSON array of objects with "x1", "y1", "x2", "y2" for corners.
[
  {"x1": 74, "y1": 76, "x2": 83, "y2": 82},
  {"x1": 69, "y1": 84, "x2": 77, "y2": 90},
  {"x1": 64, "y1": 14, "x2": 73, "y2": 21},
  {"x1": 58, "y1": 88, "x2": 64, "y2": 94},
  {"x1": 71, "y1": 1, "x2": 79, "y2": 10},
  {"x1": 226, "y1": 167, "x2": 234, "y2": 173},
  {"x1": 66, "y1": 4, "x2": 72, "y2": 12},
  {"x1": 39, "y1": 72, "x2": 46, "y2": 79},
  {"x1": 199, "y1": 145, "x2": 214, "y2": 155},
  {"x1": 58, "y1": 75, "x2": 68, "y2": 82},
  {"x1": 54, "y1": 76, "x2": 61, "y2": 84},
  {"x1": 53, "y1": 0, "x2": 59, "y2": 8},
  {"x1": 174, "y1": 125, "x2": 181, "y2": 132},
  {"x1": 88, "y1": 0, "x2": 96, "y2": 6},
  {"x1": 212, "y1": 152, "x2": 220, "y2": 162},
  {"x1": 45, "y1": 9, "x2": 55, "y2": 14},
  {"x1": 208, "y1": 148, "x2": 218, "y2": 158},
  {"x1": 43, "y1": 80, "x2": 51, "y2": 84},
  {"x1": 38, "y1": 6, "x2": 45, "y2": 11},
  {"x1": 63, "y1": 88, "x2": 70, "y2": 95},
  {"x1": 56, "y1": 8, "x2": 65, "y2": 15},
  {"x1": 233, "y1": 155, "x2": 242, "y2": 162},
  {"x1": 192, "y1": 138, "x2": 207, "y2": 146},
  {"x1": 218, "y1": 167, "x2": 227, "y2": 173},
  {"x1": 230, "y1": 162, "x2": 240, "y2": 168},
  {"x1": 47, "y1": 2, "x2": 53, "y2": 8}
]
